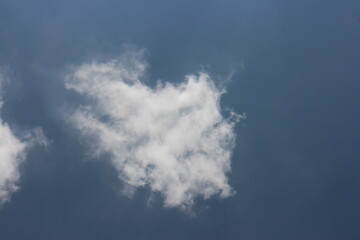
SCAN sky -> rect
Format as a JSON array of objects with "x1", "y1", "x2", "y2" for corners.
[{"x1": 0, "y1": 0, "x2": 360, "y2": 239}]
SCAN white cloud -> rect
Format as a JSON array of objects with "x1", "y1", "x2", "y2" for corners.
[
  {"x1": 0, "y1": 70, "x2": 48, "y2": 206},
  {"x1": 65, "y1": 50, "x2": 242, "y2": 210},
  {"x1": 0, "y1": 120, "x2": 26, "y2": 206}
]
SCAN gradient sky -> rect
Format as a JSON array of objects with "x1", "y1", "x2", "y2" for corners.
[{"x1": 0, "y1": 0, "x2": 360, "y2": 239}]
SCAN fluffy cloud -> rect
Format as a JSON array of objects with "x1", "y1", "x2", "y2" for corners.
[
  {"x1": 0, "y1": 70, "x2": 48, "y2": 206},
  {"x1": 0, "y1": 119, "x2": 26, "y2": 206},
  {"x1": 65, "y1": 50, "x2": 241, "y2": 210}
]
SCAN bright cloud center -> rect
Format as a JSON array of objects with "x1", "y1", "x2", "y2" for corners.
[{"x1": 65, "y1": 52, "x2": 240, "y2": 210}]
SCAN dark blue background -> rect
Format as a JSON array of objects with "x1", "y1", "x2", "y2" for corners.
[{"x1": 0, "y1": 0, "x2": 360, "y2": 239}]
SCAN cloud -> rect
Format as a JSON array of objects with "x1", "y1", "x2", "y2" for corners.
[
  {"x1": 65, "y1": 50, "x2": 241, "y2": 210},
  {"x1": 0, "y1": 69, "x2": 48, "y2": 206}
]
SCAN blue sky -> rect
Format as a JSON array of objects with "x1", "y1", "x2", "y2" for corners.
[{"x1": 0, "y1": 0, "x2": 360, "y2": 239}]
